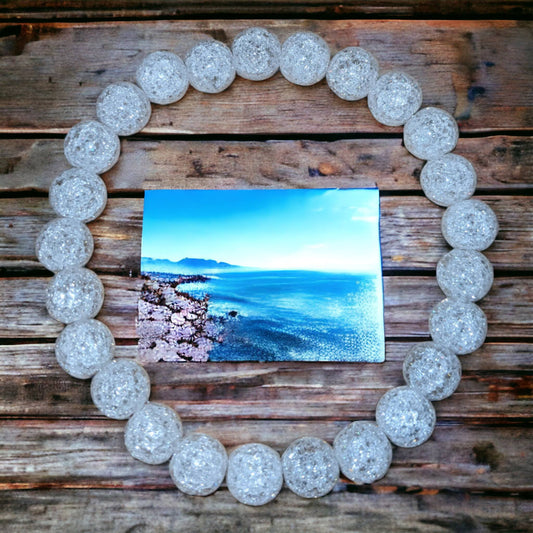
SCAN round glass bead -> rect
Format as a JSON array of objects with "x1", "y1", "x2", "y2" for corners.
[
  {"x1": 326, "y1": 47, "x2": 379, "y2": 101},
  {"x1": 124, "y1": 402, "x2": 182, "y2": 465},
  {"x1": 441, "y1": 199, "x2": 499, "y2": 251},
  {"x1": 64, "y1": 120, "x2": 120, "y2": 174},
  {"x1": 185, "y1": 40, "x2": 235, "y2": 94},
  {"x1": 55, "y1": 318, "x2": 114, "y2": 379},
  {"x1": 437, "y1": 249, "x2": 494, "y2": 302},
  {"x1": 136, "y1": 51, "x2": 189, "y2": 105},
  {"x1": 35, "y1": 217, "x2": 93, "y2": 273},
  {"x1": 403, "y1": 342, "x2": 462, "y2": 401},
  {"x1": 333, "y1": 421, "x2": 392, "y2": 484},
  {"x1": 281, "y1": 437, "x2": 339, "y2": 498},
  {"x1": 49, "y1": 168, "x2": 107, "y2": 222},
  {"x1": 429, "y1": 298, "x2": 487, "y2": 355},
  {"x1": 96, "y1": 82, "x2": 151, "y2": 136},
  {"x1": 420, "y1": 154, "x2": 477, "y2": 207},
  {"x1": 367, "y1": 70, "x2": 422, "y2": 126},
  {"x1": 227, "y1": 443, "x2": 283, "y2": 506},
  {"x1": 169, "y1": 433, "x2": 228, "y2": 496},
  {"x1": 280, "y1": 31, "x2": 330, "y2": 86},
  {"x1": 376, "y1": 386, "x2": 436, "y2": 448},
  {"x1": 46, "y1": 267, "x2": 104, "y2": 324},
  {"x1": 232, "y1": 27, "x2": 281, "y2": 81},
  {"x1": 90, "y1": 359, "x2": 150, "y2": 420},
  {"x1": 403, "y1": 107, "x2": 459, "y2": 160}
]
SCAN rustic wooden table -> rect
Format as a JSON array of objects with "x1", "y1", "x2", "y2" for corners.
[{"x1": 0, "y1": 2, "x2": 532, "y2": 532}]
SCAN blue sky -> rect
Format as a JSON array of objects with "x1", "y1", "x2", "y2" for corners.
[{"x1": 141, "y1": 189, "x2": 381, "y2": 274}]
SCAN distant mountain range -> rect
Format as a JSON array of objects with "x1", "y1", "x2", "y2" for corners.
[{"x1": 141, "y1": 257, "x2": 239, "y2": 275}]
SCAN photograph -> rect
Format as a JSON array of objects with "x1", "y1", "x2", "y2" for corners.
[{"x1": 138, "y1": 188, "x2": 385, "y2": 363}]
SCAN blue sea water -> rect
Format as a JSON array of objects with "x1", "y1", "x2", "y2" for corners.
[{"x1": 177, "y1": 270, "x2": 385, "y2": 363}]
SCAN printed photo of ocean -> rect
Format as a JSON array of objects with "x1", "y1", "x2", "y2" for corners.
[{"x1": 138, "y1": 189, "x2": 385, "y2": 363}]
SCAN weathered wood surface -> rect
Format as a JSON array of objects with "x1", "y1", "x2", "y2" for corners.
[
  {"x1": 0, "y1": 343, "x2": 531, "y2": 420},
  {"x1": 2, "y1": 196, "x2": 532, "y2": 273},
  {"x1": 0, "y1": 20, "x2": 531, "y2": 134},
  {"x1": 1, "y1": 489, "x2": 531, "y2": 533},
  {"x1": 1, "y1": 276, "x2": 531, "y2": 340},
  {"x1": 0, "y1": 12, "x2": 531, "y2": 533},
  {"x1": 2, "y1": 0, "x2": 533, "y2": 19},
  {"x1": 1, "y1": 136, "x2": 531, "y2": 193}
]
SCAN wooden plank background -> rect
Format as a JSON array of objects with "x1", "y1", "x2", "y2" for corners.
[{"x1": 0, "y1": 5, "x2": 532, "y2": 533}]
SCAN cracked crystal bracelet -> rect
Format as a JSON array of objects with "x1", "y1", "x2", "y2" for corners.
[{"x1": 35, "y1": 27, "x2": 498, "y2": 506}]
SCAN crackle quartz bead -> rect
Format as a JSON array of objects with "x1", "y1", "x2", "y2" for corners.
[
  {"x1": 367, "y1": 70, "x2": 422, "y2": 126},
  {"x1": 437, "y1": 249, "x2": 494, "y2": 302},
  {"x1": 136, "y1": 51, "x2": 189, "y2": 105},
  {"x1": 403, "y1": 107, "x2": 459, "y2": 160},
  {"x1": 36, "y1": 217, "x2": 93, "y2": 273},
  {"x1": 326, "y1": 47, "x2": 379, "y2": 101},
  {"x1": 185, "y1": 40, "x2": 235, "y2": 94},
  {"x1": 91, "y1": 359, "x2": 150, "y2": 420},
  {"x1": 96, "y1": 82, "x2": 151, "y2": 136},
  {"x1": 333, "y1": 421, "x2": 392, "y2": 484},
  {"x1": 403, "y1": 342, "x2": 462, "y2": 401},
  {"x1": 55, "y1": 318, "x2": 114, "y2": 379},
  {"x1": 420, "y1": 154, "x2": 477, "y2": 207},
  {"x1": 232, "y1": 27, "x2": 281, "y2": 81},
  {"x1": 280, "y1": 31, "x2": 330, "y2": 86},
  {"x1": 376, "y1": 386, "x2": 436, "y2": 448},
  {"x1": 125, "y1": 402, "x2": 182, "y2": 464},
  {"x1": 429, "y1": 298, "x2": 487, "y2": 355},
  {"x1": 227, "y1": 443, "x2": 283, "y2": 506},
  {"x1": 281, "y1": 437, "x2": 339, "y2": 498},
  {"x1": 170, "y1": 433, "x2": 228, "y2": 496},
  {"x1": 64, "y1": 120, "x2": 120, "y2": 174},
  {"x1": 46, "y1": 267, "x2": 104, "y2": 324},
  {"x1": 442, "y1": 199, "x2": 499, "y2": 251},
  {"x1": 49, "y1": 168, "x2": 107, "y2": 222}
]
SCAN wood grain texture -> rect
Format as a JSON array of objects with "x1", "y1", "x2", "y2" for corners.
[
  {"x1": 2, "y1": 196, "x2": 532, "y2": 274},
  {"x1": 0, "y1": 276, "x2": 531, "y2": 340},
  {"x1": 2, "y1": 0, "x2": 533, "y2": 19},
  {"x1": 0, "y1": 343, "x2": 531, "y2": 421},
  {"x1": 1, "y1": 136, "x2": 531, "y2": 193},
  {"x1": 0, "y1": 20, "x2": 531, "y2": 134},
  {"x1": 1, "y1": 489, "x2": 531, "y2": 533}
]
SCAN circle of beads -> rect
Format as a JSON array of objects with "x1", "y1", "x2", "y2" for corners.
[{"x1": 37, "y1": 27, "x2": 497, "y2": 505}]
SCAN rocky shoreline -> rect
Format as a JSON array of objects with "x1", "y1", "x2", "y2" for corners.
[{"x1": 137, "y1": 272, "x2": 224, "y2": 362}]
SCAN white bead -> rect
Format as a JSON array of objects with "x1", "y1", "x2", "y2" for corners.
[
  {"x1": 282, "y1": 437, "x2": 339, "y2": 498},
  {"x1": 55, "y1": 318, "x2": 114, "y2": 379},
  {"x1": 46, "y1": 267, "x2": 104, "y2": 324},
  {"x1": 232, "y1": 27, "x2": 281, "y2": 81},
  {"x1": 333, "y1": 421, "x2": 392, "y2": 484},
  {"x1": 403, "y1": 342, "x2": 462, "y2": 401},
  {"x1": 49, "y1": 168, "x2": 107, "y2": 222},
  {"x1": 227, "y1": 443, "x2": 283, "y2": 506},
  {"x1": 90, "y1": 359, "x2": 150, "y2": 420},
  {"x1": 326, "y1": 47, "x2": 379, "y2": 101},
  {"x1": 420, "y1": 154, "x2": 477, "y2": 207},
  {"x1": 403, "y1": 107, "x2": 459, "y2": 160},
  {"x1": 442, "y1": 199, "x2": 499, "y2": 251},
  {"x1": 136, "y1": 51, "x2": 189, "y2": 105},
  {"x1": 437, "y1": 249, "x2": 494, "y2": 302},
  {"x1": 36, "y1": 217, "x2": 93, "y2": 273},
  {"x1": 376, "y1": 386, "x2": 436, "y2": 448},
  {"x1": 280, "y1": 32, "x2": 330, "y2": 86},
  {"x1": 185, "y1": 40, "x2": 235, "y2": 94},
  {"x1": 429, "y1": 298, "x2": 488, "y2": 355},
  {"x1": 125, "y1": 402, "x2": 182, "y2": 464},
  {"x1": 170, "y1": 433, "x2": 228, "y2": 496},
  {"x1": 96, "y1": 82, "x2": 151, "y2": 136},
  {"x1": 64, "y1": 120, "x2": 120, "y2": 174},
  {"x1": 368, "y1": 70, "x2": 422, "y2": 126}
]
